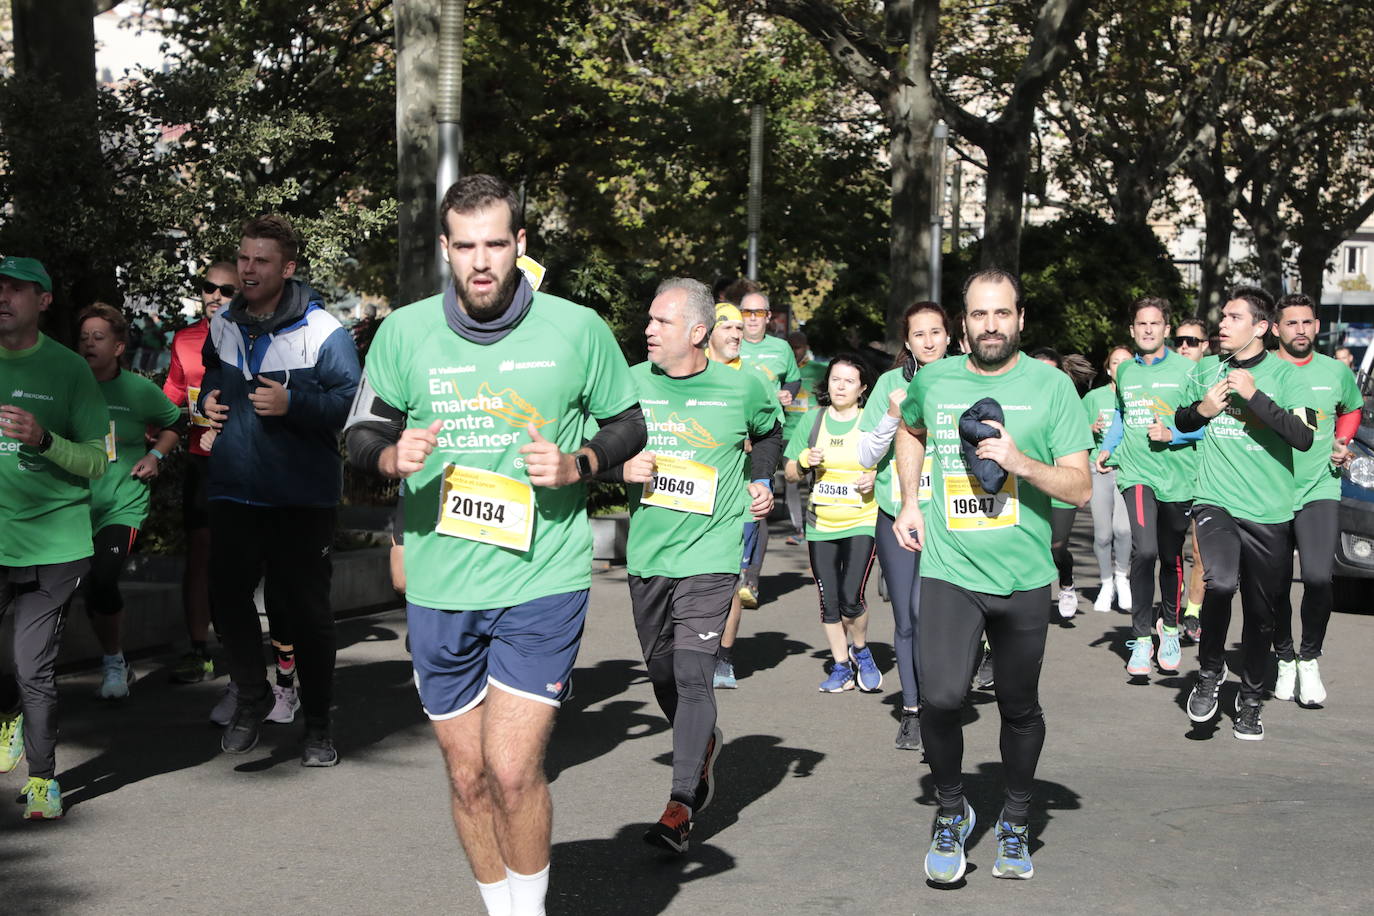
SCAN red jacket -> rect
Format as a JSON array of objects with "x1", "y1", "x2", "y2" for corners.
[{"x1": 163, "y1": 319, "x2": 213, "y2": 455}]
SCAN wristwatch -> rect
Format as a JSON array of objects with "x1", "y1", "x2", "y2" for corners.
[
  {"x1": 574, "y1": 452, "x2": 594, "y2": 482},
  {"x1": 36, "y1": 430, "x2": 53, "y2": 453}
]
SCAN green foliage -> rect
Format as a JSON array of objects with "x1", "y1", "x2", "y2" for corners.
[{"x1": 942, "y1": 214, "x2": 1186, "y2": 364}]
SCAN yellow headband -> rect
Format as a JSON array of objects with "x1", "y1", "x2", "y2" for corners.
[{"x1": 714, "y1": 303, "x2": 743, "y2": 326}]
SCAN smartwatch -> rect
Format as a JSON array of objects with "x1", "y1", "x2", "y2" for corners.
[
  {"x1": 574, "y1": 452, "x2": 594, "y2": 482},
  {"x1": 37, "y1": 430, "x2": 54, "y2": 454}
]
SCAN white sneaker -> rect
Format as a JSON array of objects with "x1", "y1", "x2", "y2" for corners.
[
  {"x1": 1057, "y1": 585, "x2": 1078, "y2": 619},
  {"x1": 1093, "y1": 580, "x2": 1115, "y2": 612},
  {"x1": 1273, "y1": 659, "x2": 1297, "y2": 701},
  {"x1": 1114, "y1": 573, "x2": 1132, "y2": 612},
  {"x1": 1296, "y1": 659, "x2": 1327, "y2": 706},
  {"x1": 96, "y1": 654, "x2": 134, "y2": 699},
  {"x1": 265, "y1": 685, "x2": 300, "y2": 724},
  {"x1": 209, "y1": 682, "x2": 239, "y2": 726}
]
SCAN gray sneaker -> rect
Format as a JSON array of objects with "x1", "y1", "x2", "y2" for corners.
[{"x1": 209, "y1": 682, "x2": 239, "y2": 727}]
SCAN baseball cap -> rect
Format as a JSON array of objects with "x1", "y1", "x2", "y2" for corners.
[
  {"x1": 714, "y1": 302, "x2": 743, "y2": 326},
  {"x1": 0, "y1": 256, "x2": 53, "y2": 293}
]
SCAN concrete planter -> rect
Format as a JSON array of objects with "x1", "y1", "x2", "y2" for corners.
[{"x1": 591, "y1": 513, "x2": 629, "y2": 563}]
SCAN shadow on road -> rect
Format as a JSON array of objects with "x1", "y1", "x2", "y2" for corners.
[
  {"x1": 547, "y1": 659, "x2": 667, "y2": 783},
  {"x1": 758, "y1": 570, "x2": 814, "y2": 603},
  {"x1": 733, "y1": 630, "x2": 810, "y2": 681}
]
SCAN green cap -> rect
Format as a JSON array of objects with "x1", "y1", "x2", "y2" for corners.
[{"x1": 0, "y1": 256, "x2": 53, "y2": 293}]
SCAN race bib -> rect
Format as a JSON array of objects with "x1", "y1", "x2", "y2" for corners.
[
  {"x1": 104, "y1": 421, "x2": 117, "y2": 463},
  {"x1": 813, "y1": 469, "x2": 863, "y2": 508},
  {"x1": 890, "y1": 456, "x2": 933, "y2": 505},
  {"x1": 785, "y1": 389, "x2": 812, "y2": 414},
  {"x1": 435, "y1": 464, "x2": 535, "y2": 552},
  {"x1": 642, "y1": 455, "x2": 718, "y2": 516},
  {"x1": 945, "y1": 472, "x2": 1019, "y2": 531},
  {"x1": 188, "y1": 385, "x2": 211, "y2": 428},
  {"x1": 516, "y1": 255, "x2": 546, "y2": 291}
]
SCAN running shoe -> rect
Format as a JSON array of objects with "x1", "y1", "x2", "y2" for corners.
[
  {"x1": 712, "y1": 659, "x2": 737, "y2": 690},
  {"x1": 221, "y1": 694, "x2": 271, "y2": 754},
  {"x1": 1182, "y1": 610, "x2": 1202, "y2": 643},
  {"x1": 849, "y1": 646, "x2": 882, "y2": 692},
  {"x1": 1273, "y1": 659, "x2": 1297, "y2": 702},
  {"x1": 0, "y1": 711, "x2": 23, "y2": 774},
  {"x1": 1296, "y1": 659, "x2": 1327, "y2": 706},
  {"x1": 895, "y1": 711, "x2": 922, "y2": 751},
  {"x1": 301, "y1": 728, "x2": 339, "y2": 767},
  {"x1": 265, "y1": 685, "x2": 300, "y2": 724},
  {"x1": 991, "y1": 816, "x2": 1034, "y2": 879},
  {"x1": 1187, "y1": 665, "x2": 1227, "y2": 723},
  {"x1": 1125, "y1": 638, "x2": 1153, "y2": 676},
  {"x1": 1155, "y1": 622, "x2": 1181, "y2": 673},
  {"x1": 785, "y1": 534, "x2": 801, "y2": 546},
  {"x1": 819, "y1": 661, "x2": 855, "y2": 693},
  {"x1": 924, "y1": 801, "x2": 975, "y2": 884},
  {"x1": 1233, "y1": 699, "x2": 1264, "y2": 741},
  {"x1": 693, "y1": 726, "x2": 722, "y2": 813},
  {"x1": 171, "y1": 651, "x2": 214, "y2": 684},
  {"x1": 1057, "y1": 585, "x2": 1078, "y2": 619},
  {"x1": 644, "y1": 800, "x2": 692, "y2": 854},
  {"x1": 22, "y1": 777, "x2": 62, "y2": 820},
  {"x1": 1093, "y1": 580, "x2": 1114, "y2": 612},
  {"x1": 97, "y1": 654, "x2": 134, "y2": 700},
  {"x1": 974, "y1": 645, "x2": 995, "y2": 690},
  {"x1": 209, "y1": 682, "x2": 239, "y2": 727},
  {"x1": 1113, "y1": 573, "x2": 1132, "y2": 611},
  {"x1": 737, "y1": 585, "x2": 759, "y2": 610}
]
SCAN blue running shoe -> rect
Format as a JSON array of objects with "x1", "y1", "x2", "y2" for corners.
[
  {"x1": 1156, "y1": 620, "x2": 1182, "y2": 673},
  {"x1": 819, "y1": 661, "x2": 855, "y2": 693},
  {"x1": 712, "y1": 659, "x2": 737, "y2": 690},
  {"x1": 924, "y1": 801, "x2": 975, "y2": 884},
  {"x1": 991, "y1": 816, "x2": 1034, "y2": 879},
  {"x1": 849, "y1": 646, "x2": 882, "y2": 692},
  {"x1": 1125, "y1": 638, "x2": 1153, "y2": 676}
]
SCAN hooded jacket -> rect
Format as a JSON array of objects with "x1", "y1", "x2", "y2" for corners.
[{"x1": 197, "y1": 279, "x2": 361, "y2": 507}]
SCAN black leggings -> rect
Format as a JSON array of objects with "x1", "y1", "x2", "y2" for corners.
[
  {"x1": 1193, "y1": 504, "x2": 1291, "y2": 703},
  {"x1": 918, "y1": 578, "x2": 1049, "y2": 825},
  {"x1": 1123, "y1": 485, "x2": 1191, "y2": 636},
  {"x1": 1273, "y1": 499, "x2": 1337, "y2": 661},
  {"x1": 808, "y1": 535, "x2": 875, "y2": 624},
  {"x1": 876, "y1": 510, "x2": 921, "y2": 708},
  {"x1": 84, "y1": 525, "x2": 139, "y2": 617},
  {"x1": 1050, "y1": 506, "x2": 1076, "y2": 588}
]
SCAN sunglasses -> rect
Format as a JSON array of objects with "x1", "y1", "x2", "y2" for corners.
[
  {"x1": 1174, "y1": 336, "x2": 1204, "y2": 347},
  {"x1": 200, "y1": 281, "x2": 237, "y2": 297},
  {"x1": 741, "y1": 309, "x2": 769, "y2": 317}
]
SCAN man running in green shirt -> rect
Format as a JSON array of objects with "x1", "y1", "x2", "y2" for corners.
[
  {"x1": 1269, "y1": 293, "x2": 1363, "y2": 707},
  {"x1": 345, "y1": 175, "x2": 645, "y2": 916},
  {"x1": 606, "y1": 278, "x2": 781, "y2": 852},
  {"x1": 893, "y1": 268, "x2": 1092, "y2": 883},
  {"x1": 0, "y1": 256, "x2": 110, "y2": 820},
  {"x1": 1095, "y1": 297, "x2": 1202, "y2": 677},
  {"x1": 1176, "y1": 286, "x2": 1315, "y2": 740}
]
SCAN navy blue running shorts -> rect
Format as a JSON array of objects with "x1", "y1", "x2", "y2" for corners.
[{"x1": 406, "y1": 589, "x2": 589, "y2": 719}]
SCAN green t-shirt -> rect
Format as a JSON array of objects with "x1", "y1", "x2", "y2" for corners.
[
  {"x1": 785, "y1": 356, "x2": 829, "y2": 435},
  {"x1": 1186, "y1": 352, "x2": 1308, "y2": 524},
  {"x1": 1111, "y1": 350, "x2": 1198, "y2": 503},
  {"x1": 91, "y1": 370, "x2": 181, "y2": 532},
  {"x1": 1281, "y1": 352, "x2": 1363, "y2": 509},
  {"x1": 740, "y1": 336, "x2": 799, "y2": 394},
  {"x1": 785, "y1": 407, "x2": 878, "y2": 539},
  {"x1": 0, "y1": 335, "x2": 110, "y2": 565},
  {"x1": 861, "y1": 367, "x2": 905, "y2": 517},
  {"x1": 899, "y1": 354, "x2": 1093, "y2": 595},
  {"x1": 625, "y1": 360, "x2": 780, "y2": 577},
  {"x1": 364, "y1": 292, "x2": 638, "y2": 610},
  {"x1": 1082, "y1": 385, "x2": 1116, "y2": 452}
]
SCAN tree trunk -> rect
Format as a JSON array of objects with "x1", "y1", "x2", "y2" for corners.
[
  {"x1": 395, "y1": 0, "x2": 441, "y2": 306},
  {"x1": 1295, "y1": 244, "x2": 1331, "y2": 306},
  {"x1": 884, "y1": 83, "x2": 936, "y2": 345},
  {"x1": 1196, "y1": 190, "x2": 1234, "y2": 325},
  {"x1": 980, "y1": 130, "x2": 1029, "y2": 274}
]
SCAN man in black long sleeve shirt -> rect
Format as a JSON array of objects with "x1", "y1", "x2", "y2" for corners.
[{"x1": 1174, "y1": 287, "x2": 1315, "y2": 741}]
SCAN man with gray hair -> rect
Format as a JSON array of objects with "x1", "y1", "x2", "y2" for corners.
[{"x1": 599, "y1": 277, "x2": 782, "y2": 852}]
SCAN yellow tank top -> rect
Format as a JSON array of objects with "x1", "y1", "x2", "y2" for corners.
[{"x1": 808, "y1": 409, "x2": 878, "y2": 536}]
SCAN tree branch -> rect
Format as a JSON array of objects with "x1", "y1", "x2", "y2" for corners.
[{"x1": 766, "y1": 0, "x2": 893, "y2": 101}]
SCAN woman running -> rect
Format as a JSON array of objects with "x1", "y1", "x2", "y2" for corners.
[
  {"x1": 78, "y1": 304, "x2": 184, "y2": 698},
  {"x1": 1083, "y1": 346, "x2": 1134, "y2": 612},
  {"x1": 785, "y1": 354, "x2": 880, "y2": 694},
  {"x1": 856, "y1": 302, "x2": 950, "y2": 748}
]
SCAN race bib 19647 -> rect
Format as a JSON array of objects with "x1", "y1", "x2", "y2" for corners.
[{"x1": 945, "y1": 472, "x2": 1019, "y2": 531}]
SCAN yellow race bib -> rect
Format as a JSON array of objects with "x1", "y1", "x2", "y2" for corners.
[
  {"x1": 436, "y1": 464, "x2": 535, "y2": 552},
  {"x1": 891, "y1": 455, "x2": 933, "y2": 505},
  {"x1": 104, "y1": 421, "x2": 117, "y2": 463},
  {"x1": 188, "y1": 385, "x2": 212, "y2": 428},
  {"x1": 945, "y1": 472, "x2": 1019, "y2": 531},
  {"x1": 642, "y1": 455, "x2": 718, "y2": 516}
]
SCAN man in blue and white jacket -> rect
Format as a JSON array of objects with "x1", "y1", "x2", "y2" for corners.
[{"x1": 199, "y1": 214, "x2": 360, "y2": 766}]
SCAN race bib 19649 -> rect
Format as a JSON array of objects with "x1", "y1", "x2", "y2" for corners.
[
  {"x1": 892, "y1": 455, "x2": 933, "y2": 505},
  {"x1": 945, "y1": 472, "x2": 1019, "y2": 531},
  {"x1": 642, "y1": 454, "x2": 718, "y2": 515},
  {"x1": 436, "y1": 464, "x2": 535, "y2": 552}
]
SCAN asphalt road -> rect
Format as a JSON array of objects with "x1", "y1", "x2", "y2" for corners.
[{"x1": 3, "y1": 516, "x2": 1371, "y2": 915}]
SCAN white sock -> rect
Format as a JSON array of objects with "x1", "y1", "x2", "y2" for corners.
[
  {"x1": 477, "y1": 878, "x2": 512, "y2": 916},
  {"x1": 506, "y1": 865, "x2": 549, "y2": 916}
]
